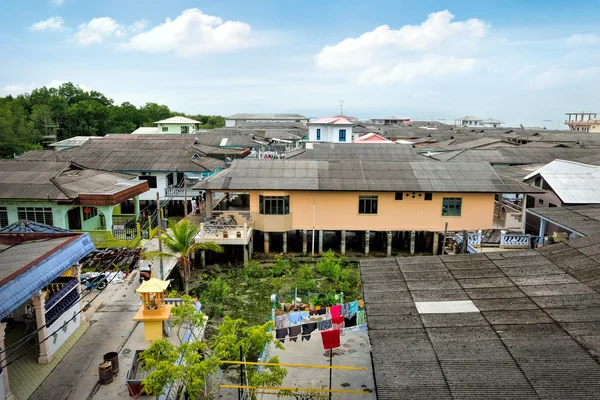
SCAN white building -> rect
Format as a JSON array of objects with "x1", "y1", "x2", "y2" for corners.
[
  {"x1": 370, "y1": 116, "x2": 411, "y2": 125},
  {"x1": 455, "y1": 116, "x2": 504, "y2": 128},
  {"x1": 225, "y1": 113, "x2": 308, "y2": 127},
  {"x1": 132, "y1": 116, "x2": 201, "y2": 135},
  {"x1": 307, "y1": 116, "x2": 355, "y2": 143}
]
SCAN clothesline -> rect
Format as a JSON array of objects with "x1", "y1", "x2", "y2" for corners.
[{"x1": 274, "y1": 309, "x2": 366, "y2": 343}]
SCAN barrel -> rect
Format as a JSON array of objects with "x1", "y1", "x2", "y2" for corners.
[
  {"x1": 103, "y1": 352, "x2": 119, "y2": 374},
  {"x1": 99, "y1": 361, "x2": 113, "y2": 385}
]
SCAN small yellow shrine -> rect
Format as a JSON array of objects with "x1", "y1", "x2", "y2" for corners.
[{"x1": 133, "y1": 277, "x2": 173, "y2": 341}]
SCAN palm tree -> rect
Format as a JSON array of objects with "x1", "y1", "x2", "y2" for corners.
[{"x1": 145, "y1": 219, "x2": 223, "y2": 293}]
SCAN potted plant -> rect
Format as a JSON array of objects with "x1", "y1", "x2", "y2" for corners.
[
  {"x1": 223, "y1": 231, "x2": 229, "y2": 238},
  {"x1": 236, "y1": 231, "x2": 242, "y2": 238}
]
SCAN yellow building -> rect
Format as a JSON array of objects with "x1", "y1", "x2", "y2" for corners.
[{"x1": 196, "y1": 159, "x2": 540, "y2": 256}]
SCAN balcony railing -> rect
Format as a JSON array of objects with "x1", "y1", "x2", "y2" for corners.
[
  {"x1": 165, "y1": 187, "x2": 201, "y2": 198},
  {"x1": 500, "y1": 233, "x2": 531, "y2": 248}
]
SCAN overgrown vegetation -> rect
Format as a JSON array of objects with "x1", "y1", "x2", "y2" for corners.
[
  {"x1": 0, "y1": 82, "x2": 225, "y2": 158},
  {"x1": 192, "y1": 252, "x2": 361, "y2": 327}
]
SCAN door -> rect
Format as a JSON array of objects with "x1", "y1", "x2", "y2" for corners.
[{"x1": 67, "y1": 207, "x2": 82, "y2": 230}]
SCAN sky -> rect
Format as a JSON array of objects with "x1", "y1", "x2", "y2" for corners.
[{"x1": 1, "y1": 0, "x2": 599, "y2": 127}]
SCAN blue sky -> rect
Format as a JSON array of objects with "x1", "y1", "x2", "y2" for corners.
[{"x1": 1, "y1": 0, "x2": 599, "y2": 127}]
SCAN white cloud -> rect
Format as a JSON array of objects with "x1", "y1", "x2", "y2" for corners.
[
  {"x1": 30, "y1": 16, "x2": 64, "y2": 31},
  {"x1": 0, "y1": 80, "x2": 92, "y2": 96},
  {"x1": 0, "y1": 83, "x2": 36, "y2": 96},
  {"x1": 566, "y1": 34, "x2": 600, "y2": 46},
  {"x1": 130, "y1": 20, "x2": 148, "y2": 33},
  {"x1": 529, "y1": 67, "x2": 599, "y2": 90},
  {"x1": 314, "y1": 10, "x2": 488, "y2": 84},
  {"x1": 122, "y1": 8, "x2": 252, "y2": 55},
  {"x1": 356, "y1": 55, "x2": 476, "y2": 85},
  {"x1": 315, "y1": 10, "x2": 488, "y2": 69},
  {"x1": 75, "y1": 17, "x2": 125, "y2": 45},
  {"x1": 53, "y1": 0, "x2": 65, "y2": 5}
]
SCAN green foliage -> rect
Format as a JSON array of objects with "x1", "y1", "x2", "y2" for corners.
[
  {"x1": 0, "y1": 82, "x2": 226, "y2": 159},
  {"x1": 139, "y1": 316, "x2": 286, "y2": 399},
  {"x1": 243, "y1": 260, "x2": 265, "y2": 279},
  {"x1": 268, "y1": 255, "x2": 291, "y2": 277},
  {"x1": 206, "y1": 277, "x2": 231, "y2": 303},
  {"x1": 315, "y1": 250, "x2": 346, "y2": 282},
  {"x1": 294, "y1": 264, "x2": 316, "y2": 292}
]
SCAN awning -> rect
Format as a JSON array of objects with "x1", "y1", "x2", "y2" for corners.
[{"x1": 0, "y1": 233, "x2": 95, "y2": 319}]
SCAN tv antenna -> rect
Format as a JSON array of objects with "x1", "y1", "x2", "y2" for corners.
[{"x1": 337, "y1": 100, "x2": 344, "y2": 115}]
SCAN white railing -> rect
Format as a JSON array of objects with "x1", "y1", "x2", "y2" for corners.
[
  {"x1": 454, "y1": 231, "x2": 482, "y2": 253},
  {"x1": 165, "y1": 187, "x2": 201, "y2": 197},
  {"x1": 500, "y1": 233, "x2": 531, "y2": 248},
  {"x1": 198, "y1": 221, "x2": 253, "y2": 240}
]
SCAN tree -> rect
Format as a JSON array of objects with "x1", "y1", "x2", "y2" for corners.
[
  {"x1": 139, "y1": 298, "x2": 286, "y2": 400},
  {"x1": 141, "y1": 102, "x2": 171, "y2": 125},
  {"x1": 145, "y1": 219, "x2": 223, "y2": 293}
]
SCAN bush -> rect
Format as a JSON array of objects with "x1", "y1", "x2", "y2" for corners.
[
  {"x1": 244, "y1": 260, "x2": 265, "y2": 279},
  {"x1": 206, "y1": 277, "x2": 230, "y2": 303},
  {"x1": 268, "y1": 256, "x2": 291, "y2": 277},
  {"x1": 294, "y1": 264, "x2": 316, "y2": 291},
  {"x1": 316, "y1": 250, "x2": 344, "y2": 282}
]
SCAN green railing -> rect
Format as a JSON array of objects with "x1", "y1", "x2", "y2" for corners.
[{"x1": 75, "y1": 223, "x2": 142, "y2": 248}]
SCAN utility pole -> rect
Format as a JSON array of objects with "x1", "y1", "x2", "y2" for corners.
[
  {"x1": 337, "y1": 100, "x2": 344, "y2": 115},
  {"x1": 156, "y1": 192, "x2": 164, "y2": 279},
  {"x1": 183, "y1": 176, "x2": 188, "y2": 217}
]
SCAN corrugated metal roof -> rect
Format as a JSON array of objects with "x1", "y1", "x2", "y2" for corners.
[
  {"x1": 196, "y1": 159, "x2": 542, "y2": 193},
  {"x1": 154, "y1": 116, "x2": 201, "y2": 124},
  {"x1": 226, "y1": 113, "x2": 308, "y2": 120},
  {"x1": 524, "y1": 160, "x2": 600, "y2": 204},
  {"x1": 360, "y1": 239, "x2": 600, "y2": 399}
]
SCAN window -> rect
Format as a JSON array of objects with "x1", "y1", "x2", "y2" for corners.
[
  {"x1": 82, "y1": 207, "x2": 98, "y2": 221},
  {"x1": 358, "y1": 195, "x2": 378, "y2": 214},
  {"x1": 539, "y1": 199, "x2": 544, "y2": 205},
  {"x1": 0, "y1": 207, "x2": 7, "y2": 228},
  {"x1": 181, "y1": 125, "x2": 190, "y2": 134},
  {"x1": 424, "y1": 192, "x2": 433, "y2": 201},
  {"x1": 534, "y1": 177, "x2": 542, "y2": 187},
  {"x1": 139, "y1": 176, "x2": 158, "y2": 188},
  {"x1": 162, "y1": 126, "x2": 168, "y2": 132},
  {"x1": 17, "y1": 207, "x2": 53, "y2": 225},
  {"x1": 549, "y1": 203, "x2": 557, "y2": 208},
  {"x1": 395, "y1": 192, "x2": 403, "y2": 200},
  {"x1": 339, "y1": 129, "x2": 346, "y2": 142},
  {"x1": 259, "y1": 196, "x2": 290, "y2": 215},
  {"x1": 442, "y1": 197, "x2": 462, "y2": 217},
  {"x1": 316, "y1": 129, "x2": 321, "y2": 141}
]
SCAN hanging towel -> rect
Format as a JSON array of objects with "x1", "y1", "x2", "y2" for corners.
[
  {"x1": 356, "y1": 310, "x2": 365, "y2": 326},
  {"x1": 358, "y1": 299, "x2": 364, "y2": 309},
  {"x1": 276, "y1": 328, "x2": 288, "y2": 343},
  {"x1": 340, "y1": 303, "x2": 350, "y2": 317},
  {"x1": 302, "y1": 322, "x2": 317, "y2": 341},
  {"x1": 309, "y1": 310, "x2": 319, "y2": 316},
  {"x1": 300, "y1": 311, "x2": 310, "y2": 320},
  {"x1": 330, "y1": 305, "x2": 341, "y2": 319},
  {"x1": 317, "y1": 308, "x2": 327, "y2": 315},
  {"x1": 332, "y1": 315, "x2": 344, "y2": 330},
  {"x1": 321, "y1": 329, "x2": 341, "y2": 350},
  {"x1": 317, "y1": 319, "x2": 332, "y2": 331},
  {"x1": 288, "y1": 312, "x2": 303, "y2": 325},
  {"x1": 275, "y1": 314, "x2": 289, "y2": 329},
  {"x1": 344, "y1": 313, "x2": 357, "y2": 328},
  {"x1": 288, "y1": 325, "x2": 301, "y2": 342},
  {"x1": 349, "y1": 301, "x2": 359, "y2": 314}
]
